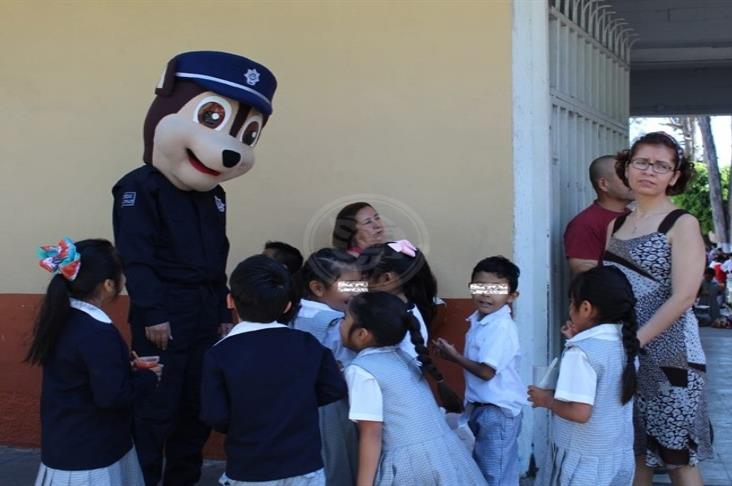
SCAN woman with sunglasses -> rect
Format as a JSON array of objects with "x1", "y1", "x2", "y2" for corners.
[{"x1": 601, "y1": 132, "x2": 712, "y2": 485}]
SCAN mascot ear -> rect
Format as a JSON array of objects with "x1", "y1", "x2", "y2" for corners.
[{"x1": 155, "y1": 57, "x2": 178, "y2": 97}]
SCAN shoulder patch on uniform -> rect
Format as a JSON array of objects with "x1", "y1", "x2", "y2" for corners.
[
  {"x1": 121, "y1": 192, "x2": 137, "y2": 207},
  {"x1": 214, "y1": 195, "x2": 225, "y2": 213}
]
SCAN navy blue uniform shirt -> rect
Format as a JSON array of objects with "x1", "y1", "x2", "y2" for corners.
[
  {"x1": 201, "y1": 322, "x2": 347, "y2": 482},
  {"x1": 112, "y1": 165, "x2": 232, "y2": 328},
  {"x1": 40, "y1": 301, "x2": 157, "y2": 470}
]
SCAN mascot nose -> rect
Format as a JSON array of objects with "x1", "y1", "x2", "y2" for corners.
[{"x1": 222, "y1": 150, "x2": 241, "y2": 168}]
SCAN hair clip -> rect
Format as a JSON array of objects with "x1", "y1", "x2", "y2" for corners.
[
  {"x1": 387, "y1": 239, "x2": 417, "y2": 258},
  {"x1": 37, "y1": 237, "x2": 81, "y2": 281}
]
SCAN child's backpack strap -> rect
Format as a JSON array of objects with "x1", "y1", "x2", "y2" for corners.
[
  {"x1": 611, "y1": 213, "x2": 629, "y2": 235},
  {"x1": 658, "y1": 209, "x2": 689, "y2": 234}
]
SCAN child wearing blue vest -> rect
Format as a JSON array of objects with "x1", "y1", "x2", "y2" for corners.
[
  {"x1": 528, "y1": 265, "x2": 638, "y2": 485},
  {"x1": 292, "y1": 248, "x2": 362, "y2": 486},
  {"x1": 201, "y1": 255, "x2": 347, "y2": 486},
  {"x1": 341, "y1": 291, "x2": 487, "y2": 486},
  {"x1": 29, "y1": 238, "x2": 162, "y2": 486},
  {"x1": 357, "y1": 240, "x2": 436, "y2": 363}
]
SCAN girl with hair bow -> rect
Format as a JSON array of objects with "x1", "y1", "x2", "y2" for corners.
[
  {"x1": 29, "y1": 238, "x2": 162, "y2": 486},
  {"x1": 356, "y1": 240, "x2": 437, "y2": 365}
]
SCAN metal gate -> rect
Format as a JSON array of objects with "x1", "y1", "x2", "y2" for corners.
[{"x1": 548, "y1": 0, "x2": 633, "y2": 344}]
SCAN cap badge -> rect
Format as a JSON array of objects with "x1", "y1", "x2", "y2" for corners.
[{"x1": 244, "y1": 69, "x2": 261, "y2": 86}]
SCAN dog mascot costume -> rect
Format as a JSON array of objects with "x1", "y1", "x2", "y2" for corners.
[{"x1": 112, "y1": 51, "x2": 276, "y2": 486}]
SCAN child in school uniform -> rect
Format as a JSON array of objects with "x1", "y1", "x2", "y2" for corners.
[
  {"x1": 262, "y1": 240, "x2": 305, "y2": 274},
  {"x1": 341, "y1": 291, "x2": 487, "y2": 486},
  {"x1": 200, "y1": 255, "x2": 347, "y2": 486},
  {"x1": 434, "y1": 256, "x2": 527, "y2": 485},
  {"x1": 292, "y1": 248, "x2": 362, "y2": 486},
  {"x1": 29, "y1": 238, "x2": 162, "y2": 486},
  {"x1": 528, "y1": 265, "x2": 638, "y2": 485},
  {"x1": 262, "y1": 240, "x2": 304, "y2": 325},
  {"x1": 357, "y1": 240, "x2": 435, "y2": 363}
]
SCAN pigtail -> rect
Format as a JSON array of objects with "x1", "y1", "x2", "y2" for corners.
[
  {"x1": 620, "y1": 306, "x2": 640, "y2": 405},
  {"x1": 403, "y1": 252, "x2": 438, "y2": 326},
  {"x1": 25, "y1": 275, "x2": 72, "y2": 365},
  {"x1": 404, "y1": 311, "x2": 463, "y2": 413}
]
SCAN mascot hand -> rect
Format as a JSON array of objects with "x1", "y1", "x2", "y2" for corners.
[{"x1": 145, "y1": 322, "x2": 173, "y2": 350}]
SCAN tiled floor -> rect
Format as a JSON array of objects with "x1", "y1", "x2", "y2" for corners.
[
  {"x1": 650, "y1": 326, "x2": 732, "y2": 485},
  {"x1": 2, "y1": 327, "x2": 730, "y2": 485}
]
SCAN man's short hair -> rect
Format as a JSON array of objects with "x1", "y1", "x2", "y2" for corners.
[{"x1": 589, "y1": 155, "x2": 617, "y2": 193}]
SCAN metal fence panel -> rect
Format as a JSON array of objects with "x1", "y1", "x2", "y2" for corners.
[{"x1": 548, "y1": 0, "x2": 631, "y2": 350}]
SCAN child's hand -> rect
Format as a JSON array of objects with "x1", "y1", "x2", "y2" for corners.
[
  {"x1": 132, "y1": 352, "x2": 164, "y2": 382},
  {"x1": 432, "y1": 338, "x2": 460, "y2": 362},
  {"x1": 527, "y1": 385, "x2": 554, "y2": 409},
  {"x1": 561, "y1": 320, "x2": 577, "y2": 339}
]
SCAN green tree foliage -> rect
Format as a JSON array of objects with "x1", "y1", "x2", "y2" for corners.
[{"x1": 672, "y1": 162, "x2": 729, "y2": 238}]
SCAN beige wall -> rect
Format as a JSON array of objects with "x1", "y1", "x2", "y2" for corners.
[{"x1": 0, "y1": 0, "x2": 512, "y2": 298}]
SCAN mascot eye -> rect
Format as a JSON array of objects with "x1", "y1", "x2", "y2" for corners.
[
  {"x1": 241, "y1": 120, "x2": 261, "y2": 146},
  {"x1": 193, "y1": 96, "x2": 232, "y2": 131},
  {"x1": 197, "y1": 102, "x2": 227, "y2": 129}
]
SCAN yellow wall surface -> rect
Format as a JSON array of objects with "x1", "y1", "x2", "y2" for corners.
[{"x1": 0, "y1": 0, "x2": 512, "y2": 298}]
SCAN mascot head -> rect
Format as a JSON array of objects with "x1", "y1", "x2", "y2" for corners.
[{"x1": 143, "y1": 51, "x2": 277, "y2": 191}]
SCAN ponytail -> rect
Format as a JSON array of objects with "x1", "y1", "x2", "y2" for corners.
[
  {"x1": 404, "y1": 309, "x2": 463, "y2": 413},
  {"x1": 25, "y1": 275, "x2": 71, "y2": 365},
  {"x1": 620, "y1": 307, "x2": 640, "y2": 405}
]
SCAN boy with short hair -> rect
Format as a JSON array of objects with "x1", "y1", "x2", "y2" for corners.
[
  {"x1": 262, "y1": 240, "x2": 304, "y2": 274},
  {"x1": 434, "y1": 255, "x2": 527, "y2": 485},
  {"x1": 261, "y1": 241, "x2": 304, "y2": 324},
  {"x1": 201, "y1": 255, "x2": 346, "y2": 485}
]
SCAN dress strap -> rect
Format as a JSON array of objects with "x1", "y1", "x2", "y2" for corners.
[
  {"x1": 658, "y1": 209, "x2": 689, "y2": 234},
  {"x1": 611, "y1": 213, "x2": 629, "y2": 235}
]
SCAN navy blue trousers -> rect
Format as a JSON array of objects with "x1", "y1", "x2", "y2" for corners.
[{"x1": 131, "y1": 287, "x2": 221, "y2": 486}]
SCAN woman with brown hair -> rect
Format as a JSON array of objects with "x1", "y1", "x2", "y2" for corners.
[
  {"x1": 332, "y1": 202, "x2": 385, "y2": 256},
  {"x1": 603, "y1": 132, "x2": 712, "y2": 486}
]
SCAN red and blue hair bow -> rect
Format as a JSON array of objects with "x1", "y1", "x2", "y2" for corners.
[{"x1": 37, "y1": 237, "x2": 81, "y2": 281}]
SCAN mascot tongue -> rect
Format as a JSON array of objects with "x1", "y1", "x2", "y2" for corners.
[{"x1": 186, "y1": 149, "x2": 220, "y2": 176}]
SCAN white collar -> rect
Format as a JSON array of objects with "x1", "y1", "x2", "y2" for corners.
[
  {"x1": 218, "y1": 320, "x2": 288, "y2": 344},
  {"x1": 355, "y1": 346, "x2": 399, "y2": 358},
  {"x1": 566, "y1": 323, "x2": 622, "y2": 345},
  {"x1": 298, "y1": 298, "x2": 343, "y2": 318},
  {"x1": 466, "y1": 304, "x2": 512, "y2": 326},
  {"x1": 69, "y1": 298, "x2": 112, "y2": 324}
]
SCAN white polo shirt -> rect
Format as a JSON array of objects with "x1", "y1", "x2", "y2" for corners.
[
  {"x1": 344, "y1": 347, "x2": 392, "y2": 422},
  {"x1": 464, "y1": 305, "x2": 527, "y2": 416},
  {"x1": 554, "y1": 323, "x2": 622, "y2": 405},
  {"x1": 215, "y1": 320, "x2": 287, "y2": 344},
  {"x1": 69, "y1": 298, "x2": 112, "y2": 324}
]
